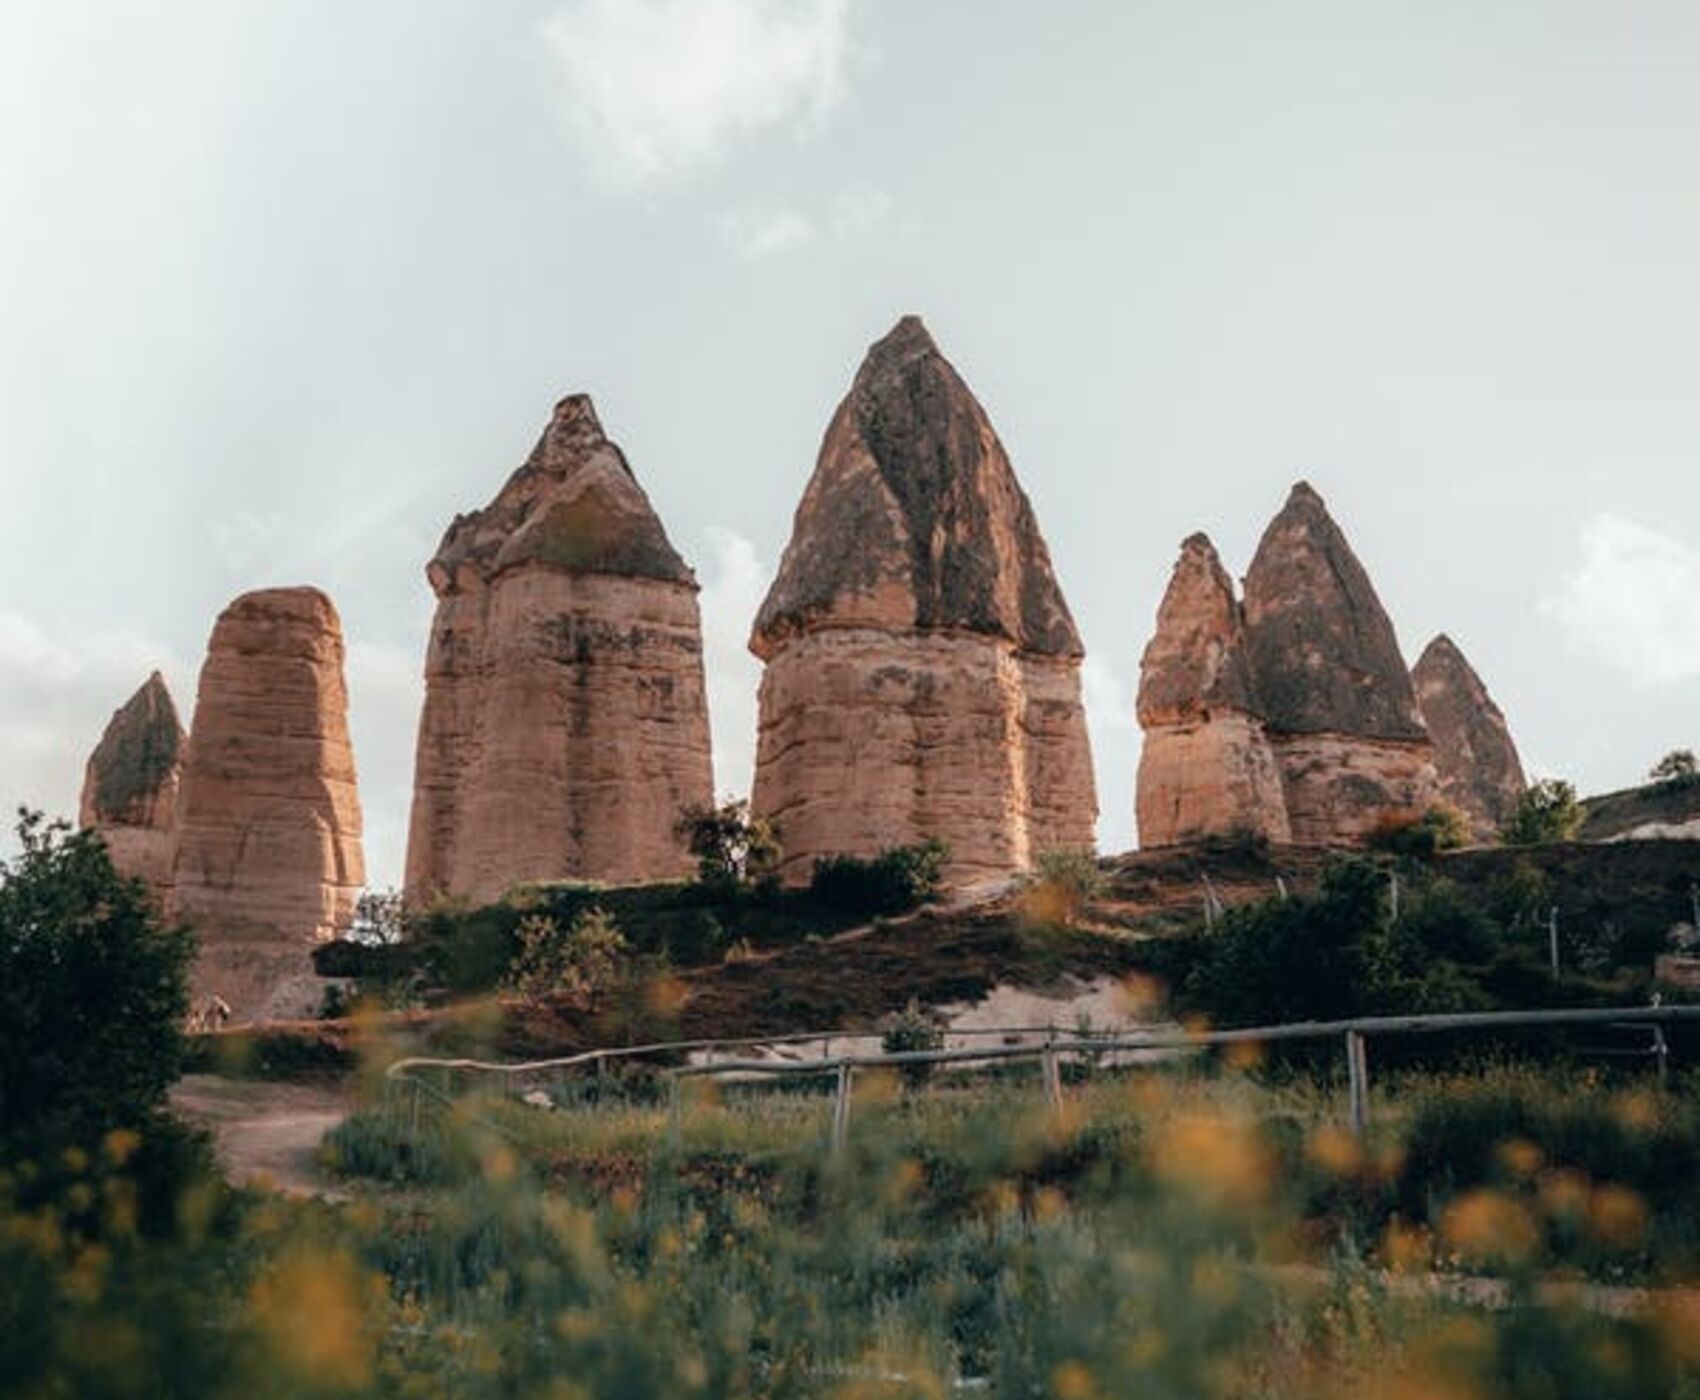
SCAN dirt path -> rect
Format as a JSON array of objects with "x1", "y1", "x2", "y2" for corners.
[{"x1": 170, "y1": 1073, "x2": 352, "y2": 1196}]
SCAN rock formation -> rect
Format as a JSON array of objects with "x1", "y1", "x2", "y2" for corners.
[
  {"x1": 79, "y1": 670, "x2": 185, "y2": 902},
  {"x1": 404, "y1": 395, "x2": 713, "y2": 905},
  {"x1": 1135, "y1": 535, "x2": 1290, "y2": 846},
  {"x1": 1240, "y1": 483, "x2": 1438, "y2": 843},
  {"x1": 172, "y1": 587, "x2": 365, "y2": 1019},
  {"x1": 1412, "y1": 633, "x2": 1526, "y2": 837},
  {"x1": 750, "y1": 315, "x2": 1097, "y2": 887}
]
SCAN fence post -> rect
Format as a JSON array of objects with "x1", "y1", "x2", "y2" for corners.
[
  {"x1": 1345, "y1": 1031, "x2": 1369, "y2": 1139},
  {"x1": 667, "y1": 1074, "x2": 682, "y2": 1147},
  {"x1": 1653, "y1": 1024, "x2": 1669, "y2": 1088},
  {"x1": 1042, "y1": 1045, "x2": 1063, "y2": 1111},
  {"x1": 831, "y1": 1063, "x2": 853, "y2": 1154}
]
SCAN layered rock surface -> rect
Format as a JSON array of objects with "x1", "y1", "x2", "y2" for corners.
[
  {"x1": 405, "y1": 396, "x2": 712, "y2": 904},
  {"x1": 1412, "y1": 634, "x2": 1526, "y2": 836},
  {"x1": 172, "y1": 587, "x2": 365, "y2": 1019},
  {"x1": 79, "y1": 670, "x2": 185, "y2": 902},
  {"x1": 1135, "y1": 535, "x2": 1289, "y2": 846},
  {"x1": 1240, "y1": 483, "x2": 1438, "y2": 843},
  {"x1": 751, "y1": 316, "x2": 1097, "y2": 886}
]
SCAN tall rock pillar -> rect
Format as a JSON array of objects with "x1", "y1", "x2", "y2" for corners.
[
  {"x1": 1412, "y1": 633, "x2": 1526, "y2": 838},
  {"x1": 1241, "y1": 483, "x2": 1438, "y2": 843},
  {"x1": 404, "y1": 396, "x2": 713, "y2": 905},
  {"x1": 172, "y1": 587, "x2": 365, "y2": 1019},
  {"x1": 750, "y1": 316, "x2": 1097, "y2": 888},
  {"x1": 79, "y1": 670, "x2": 186, "y2": 903},
  {"x1": 1135, "y1": 535, "x2": 1290, "y2": 846}
]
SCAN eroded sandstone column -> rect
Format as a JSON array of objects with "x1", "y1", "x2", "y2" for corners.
[
  {"x1": 1412, "y1": 633, "x2": 1526, "y2": 838},
  {"x1": 1135, "y1": 535, "x2": 1290, "y2": 846},
  {"x1": 1241, "y1": 483, "x2": 1438, "y2": 843},
  {"x1": 404, "y1": 396, "x2": 713, "y2": 905},
  {"x1": 172, "y1": 587, "x2": 365, "y2": 1018},
  {"x1": 79, "y1": 670, "x2": 185, "y2": 903},
  {"x1": 750, "y1": 315, "x2": 1098, "y2": 888}
]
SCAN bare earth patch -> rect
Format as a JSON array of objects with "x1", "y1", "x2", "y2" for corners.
[{"x1": 170, "y1": 1073, "x2": 352, "y2": 1196}]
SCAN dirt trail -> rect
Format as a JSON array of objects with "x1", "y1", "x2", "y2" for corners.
[{"x1": 170, "y1": 1073, "x2": 352, "y2": 1196}]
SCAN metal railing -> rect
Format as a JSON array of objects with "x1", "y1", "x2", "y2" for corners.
[{"x1": 385, "y1": 1004, "x2": 1700, "y2": 1151}]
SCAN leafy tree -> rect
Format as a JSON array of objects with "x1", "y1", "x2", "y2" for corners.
[
  {"x1": 881, "y1": 998, "x2": 944, "y2": 1088},
  {"x1": 1498, "y1": 779, "x2": 1583, "y2": 846},
  {"x1": 0, "y1": 810, "x2": 194, "y2": 1157},
  {"x1": 507, "y1": 906, "x2": 629, "y2": 1007},
  {"x1": 1649, "y1": 749, "x2": 1698, "y2": 785},
  {"x1": 1182, "y1": 857, "x2": 1397, "y2": 1028},
  {"x1": 1368, "y1": 803, "x2": 1473, "y2": 857},
  {"x1": 810, "y1": 839, "x2": 948, "y2": 916},
  {"x1": 675, "y1": 799, "x2": 782, "y2": 895}
]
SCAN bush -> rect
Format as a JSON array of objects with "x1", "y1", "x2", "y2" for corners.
[
  {"x1": 1500, "y1": 779, "x2": 1584, "y2": 846},
  {"x1": 506, "y1": 907, "x2": 629, "y2": 1007},
  {"x1": 881, "y1": 998, "x2": 945, "y2": 1088},
  {"x1": 809, "y1": 839, "x2": 948, "y2": 916},
  {"x1": 0, "y1": 810, "x2": 194, "y2": 1157},
  {"x1": 1021, "y1": 848, "x2": 1105, "y2": 927},
  {"x1": 675, "y1": 799, "x2": 781, "y2": 894},
  {"x1": 1368, "y1": 802, "x2": 1473, "y2": 857},
  {"x1": 1649, "y1": 749, "x2": 1699, "y2": 786}
]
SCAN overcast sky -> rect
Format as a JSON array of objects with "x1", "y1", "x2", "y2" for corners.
[{"x1": 2, "y1": 0, "x2": 1697, "y2": 887}]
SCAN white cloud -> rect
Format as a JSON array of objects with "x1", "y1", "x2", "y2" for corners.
[
  {"x1": 719, "y1": 205, "x2": 816, "y2": 259},
  {"x1": 828, "y1": 180, "x2": 892, "y2": 236},
  {"x1": 540, "y1": 0, "x2": 853, "y2": 186},
  {"x1": 695, "y1": 526, "x2": 769, "y2": 800},
  {"x1": 1544, "y1": 514, "x2": 1700, "y2": 684}
]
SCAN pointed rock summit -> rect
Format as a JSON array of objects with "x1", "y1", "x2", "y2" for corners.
[
  {"x1": 405, "y1": 395, "x2": 712, "y2": 904},
  {"x1": 1135, "y1": 535, "x2": 1289, "y2": 846},
  {"x1": 1412, "y1": 634, "x2": 1526, "y2": 837},
  {"x1": 751, "y1": 316, "x2": 1097, "y2": 885},
  {"x1": 79, "y1": 670, "x2": 185, "y2": 901},
  {"x1": 172, "y1": 587, "x2": 365, "y2": 1019},
  {"x1": 1135, "y1": 485, "x2": 1440, "y2": 848},
  {"x1": 1239, "y1": 483, "x2": 1438, "y2": 842}
]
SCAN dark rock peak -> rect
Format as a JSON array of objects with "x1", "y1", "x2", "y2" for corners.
[
  {"x1": 1242, "y1": 481, "x2": 1428, "y2": 741},
  {"x1": 430, "y1": 395, "x2": 691, "y2": 593},
  {"x1": 1412, "y1": 630, "x2": 1526, "y2": 827},
  {"x1": 1137, "y1": 532, "x2": 1260, "y2": 725},
  {"x1": 88, "y1": 671, "x2": 185, "y2": 821},
  {"x1": 1413, "y1": 632, "x2": 1512, "y2": 728},
  {"x1": 752, "y1": 316, "x2": 1082, "y2": 657}
]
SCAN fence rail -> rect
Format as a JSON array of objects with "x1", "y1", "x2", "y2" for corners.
[{"x1": 385, "y1": 1003, "x2": 1700, "y2": 1150}]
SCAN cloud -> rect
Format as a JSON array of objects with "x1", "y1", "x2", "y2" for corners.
[
  {"x1": 695, "y1": 526, "x2": 769, "y2": 800},
  {"x1": 827, "y1": 180, "x2": 892, "y2": 236},
  {"x1": 1544, "y1": 514, "x2": 1700, "y2": 684},
  {"x1": 540, "y1": 0, "x2": 853, "y2": 186},
  {"x1": 719, "y1": 205, "x2": 816, "y2": 259}
]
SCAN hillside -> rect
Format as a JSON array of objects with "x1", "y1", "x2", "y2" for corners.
[{"x1": 1580, "y1": 777, "x2": 1700, "y2": 841}]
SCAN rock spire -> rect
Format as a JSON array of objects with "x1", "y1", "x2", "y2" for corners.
[
  {"x1": 79, "y1": 670, "x2": 185, "y2": 902},
  {"x1": 171, "y1": 586, "x2": 365, "y2": 1018},
  {"x1": 1135, "y1": 535, "x2": 1289, "y2": 845},
  {"x1": 1412, "y1": 633, "x2": 1526, "y2": 837},
  {"x1": 404, "y1": 395, "x2": 713, "y2": 904},
  {"x1": 750, "y1": 316, "x2": 1097, "y2": 886}
]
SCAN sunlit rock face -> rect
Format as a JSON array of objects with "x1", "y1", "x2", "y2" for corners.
[
  {"x1": 750, "y1": 316, "x2": 1097, "y2": 887},
  {"x1": 404, "y1": 395, "x2": 713, "y2": 906},
  {"x1": 1135, "y1": 535, "x2": 1290, "y2": 846},
  {"x1": 1240, "y1": 483, "x2": 1439, "y2": 843},
  {"x1": 79, "y1": 670, "x2": 185, "y2": 904},
  {"x1": 172, "y1": 587, "x2": 365, "y2": 1019},
  {"x1": 1412, "y1": 633, "x2": 1526, "y2": 838}
]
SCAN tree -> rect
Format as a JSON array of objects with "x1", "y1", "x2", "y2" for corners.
[
  {"x1": 676, "y1": 799, "x2": 782, "y2": 894},
  {"x1": 1499, "y1": 779, "x2": 1583, "y2": 846},
  {"x1": 507, "y1": 906, "x2": 629, "y2": 1007},
  {"x1": 1649, "y1": 749, "x2": 1698, "y2": 785},
  {"x1": 0, "y1": 810, "x2": 194, "y2": 1156}
]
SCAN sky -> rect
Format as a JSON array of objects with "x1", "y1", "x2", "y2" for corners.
[{"x1": 1, "y1": 0, "x2": 1697, "y2": 888}]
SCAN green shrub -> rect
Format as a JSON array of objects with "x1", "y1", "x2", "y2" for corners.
[
  {"x1": 809, "y1": 838, "x2": 948, "y2": 916},
  {"x1": 1500, "y1": 778, "x2": 1584, "y2": 846},
  {"x1": 675, "y1": 799, "x2": 782, "y2": 894},
  {"x1": 1649, "y1": 748, "x2": 1698, "y2": 786},
  {"x1": 0, "y1": 810, "x2": 194, "y2": 1157},
  {"x1": 881, "y1": 998, "x2": 945, "y2": 1088},
  {"x1": 1021, "y1": 847, "x2": 1105, "y2": 927},
  {"x1": 1368, "y1": 802, "x2": 1473, "y2": 857},
  {"x1": 506, "y1": 907, "x2": 629, "y2": 1007}
]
